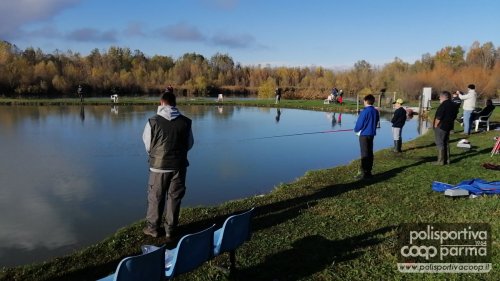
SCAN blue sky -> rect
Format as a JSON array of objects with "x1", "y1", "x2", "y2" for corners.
[{"x1": 1, "y1": 0, "x2": 499, "y2": 68}]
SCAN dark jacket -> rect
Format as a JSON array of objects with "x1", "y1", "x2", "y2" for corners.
[
  {"x1": 451, "y1": 96, "x2": 462, "y2": 109},
  {"x1": 148, "y1": 115, "x2": 192, "y2": 170},
  {"x1": 434, "y1": 99, "x2": 458, "y2": 132},
  {"x1": 391, "y1": 107, "x2": 407, "y2": 128},
  {"x1": 476, "y1": 104, "x2": 495, "y2": 117}
]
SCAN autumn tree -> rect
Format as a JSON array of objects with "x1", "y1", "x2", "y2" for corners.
[
  {"x1": 0, "y1": 40, "x2": 498, "y2": 100},
  {"x1": 466, "y1": 41, "x2": 496, "y2": 70},
  {"x1": 434, "y1": 46, "x2": 465, "y2": 69},
  {"x1": 350, "y1": 60, "x2": 374, "y2": 94},
  {"x1": 209, "y1": 53, "x2": 234, "y2": 86},
  {"x1": 258, "y1": 77, "x2": 276, "y2": 98}
]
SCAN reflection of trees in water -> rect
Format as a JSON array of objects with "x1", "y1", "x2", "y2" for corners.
[
  {"x1": 0, "y1": 105, "x2": 236, "y2": 128},
  {"x1": 0, "y1": 106, "x2": 79, "y2": 127},
  {"x1": 0, "y1": 105, "x2": 156, "y2": 128},
  {"x1": 185, "y1": 105, "x2": 235, "y2": 120}
]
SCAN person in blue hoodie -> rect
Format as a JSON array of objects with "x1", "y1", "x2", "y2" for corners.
[
  {"x1": 142, "y1": 91, "x2": 194, "y2": 240},
  {"x1": 354, "y1": 94, "x2": 380, "y2": 179}
]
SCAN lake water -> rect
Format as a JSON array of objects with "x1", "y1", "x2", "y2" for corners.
[{"x1": 0, "y1": 104, "x2": 427, "y2": 267}]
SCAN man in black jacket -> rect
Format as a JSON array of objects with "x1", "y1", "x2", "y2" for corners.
[
  {"x1": 391, "y1": 98, "x2": 407, "y2": 153},
  {"x1": 142, "y1": 91, "x2": 194, "y2": 240},
  {"x1": 433, "y1": 91, "x2": 458, "y2": 165}
]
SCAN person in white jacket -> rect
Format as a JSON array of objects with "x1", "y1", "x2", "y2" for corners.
[{"x1": 458, "y1": 84, "x2": 477, "y2": 135}]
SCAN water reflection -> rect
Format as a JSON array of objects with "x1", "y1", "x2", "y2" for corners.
[
  {"x1": 80, "y1": 105, "x2": 85, "y2": 122},
  {"x1": 326, "y1": 112, "x2": 343, "y2": 128},
  {"x1": 0, "y1": 105, "x2": 422, "y2": 267},
  {"x1": 111, "y1": 105, "x2": 119, "y2": 114},
  {"x1": 0, "y1": 118, "x2": 95, "y2": 266}
]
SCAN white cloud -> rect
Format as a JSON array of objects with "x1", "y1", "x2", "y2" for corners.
[
  {"x1": 124, "y1": 22, "x2": 146, "y2": 37},
  {"x1": 211, "y1": 33, "x2": 255, "y2": 48},
  {"x1": 66, "y1": 28, "x2": 118, "y2": 42},
  {"x1": 159, "y1": 22, "x2": 206, "y2": 42},
  {"x1": 0, "y1": 0, "x2": 81, "y2": 39}
]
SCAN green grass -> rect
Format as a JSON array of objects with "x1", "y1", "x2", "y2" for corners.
[{"x1": 0, "y1": 100, "x2": 498, "y2": 281}]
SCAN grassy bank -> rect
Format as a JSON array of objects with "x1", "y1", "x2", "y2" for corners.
[{"x1": 0, "y1": 102, "x2": 498, "y2": 281}]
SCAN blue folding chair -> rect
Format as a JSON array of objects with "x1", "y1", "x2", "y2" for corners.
[
  {"x1": 213, "y1": 207, "x2": 254, "y2": 272},
  {"x1": 167, "y1": 224, "x2": 215, "y2": 279},
  {"x1": 144, "y1": 224, "x2": 215, "y2": 279},
  {"x1": 97, "y1": 245, "x2": 166, "y2": 281}
]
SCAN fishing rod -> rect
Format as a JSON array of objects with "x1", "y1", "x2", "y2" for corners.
[{"x1": 240, "y1": 128, "x2": 354, "y2": 141}]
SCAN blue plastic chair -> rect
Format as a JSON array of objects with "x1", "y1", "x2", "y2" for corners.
[
  {"x1": 97, "y1": 245, "x2": 166, "y2": 281},
  {"x1": 213, "y1": 207, "x2": 254, "y2": 272},
  {"x1": 165, "y1": 224, "x2": 215, "y2": 279}
]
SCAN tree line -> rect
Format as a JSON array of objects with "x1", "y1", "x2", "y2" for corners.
[{"x1": 0, "y1": 40, "x2": 498, "y2": 101}]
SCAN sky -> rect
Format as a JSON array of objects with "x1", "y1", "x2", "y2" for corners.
[{"x1": 1, "y1": 0, "x2": 499, "y2": 69}]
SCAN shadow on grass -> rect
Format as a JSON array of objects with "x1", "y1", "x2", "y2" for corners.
[
  {"x1": 29, "y1": 146, "x2": 492, "y2": 281},
  {"x1": 64, "y1": 155, "x2": 455, "y2": 280},
  {"x1": 404, "y1": 133, "x2": 463, "y2": 152},
  {"x1": 250, "y1": 156, "x2": 435, "y2": 233},
  {"x1": 249, "y1": 146, "x2": 489, "y2": 233},
  {"x1": 404, "y1": 141, "x2": 436, "y2": 152},
  {"x1": 453, "y1": 147, "x2": 492, "y2": 164},
  {"x1": 232, "y1": 225, "x2": 396, "y2": 281}
]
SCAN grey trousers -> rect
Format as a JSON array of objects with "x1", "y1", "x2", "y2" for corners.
[
  {"x1": 434, "y1": 127, "x2": 450, "y2": 150},
  {"x1": 392, "y1": 127, "x2": 402, "y2": 141},
  {"x1": 146, "y1": 169, "x2": 187, "y2": 232}
]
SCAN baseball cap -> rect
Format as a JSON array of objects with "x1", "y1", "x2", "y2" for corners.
[{"x1": 392, "y1": 98, "x2": 404, "y2": 104}]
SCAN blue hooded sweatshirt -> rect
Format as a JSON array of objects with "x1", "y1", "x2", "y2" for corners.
[{"x1": 354, "y1": 105, "x2": 379, "y2": 136}]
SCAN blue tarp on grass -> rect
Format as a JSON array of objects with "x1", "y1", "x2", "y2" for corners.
[{"x1": 432, "y1": 178, "x2": 500, "y2": 195}]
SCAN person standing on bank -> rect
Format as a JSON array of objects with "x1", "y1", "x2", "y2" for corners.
[
  {"x1": 275, "y1": 87, "x2": 282, "y2": 104},
  {"x1": 391, "y1": 98, "x2": 407, "y2": 153},
  {"x1": 433, "y1": 91, "x2": 458, "y2": 165},
  {"x1": 142, "y1": 91, "x2": 194, "y2": 240},
  {"x1": 354, "y1": 94, "x2": 379, "y2": 179},
  {"x1": 77, "y1": 85, "x2": 84, "y2": 102},
  {"x1": 458, "y1": 84, "x2": 477, "y2": 135}
]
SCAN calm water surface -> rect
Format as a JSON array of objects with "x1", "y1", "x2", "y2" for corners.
[{"x1": 0, "y1": 104, "x2": 427, "y2": 267}]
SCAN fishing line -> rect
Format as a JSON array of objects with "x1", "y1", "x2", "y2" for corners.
[{"x1": 239, "y1": 128, "x2": 354, "y2": 141}]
